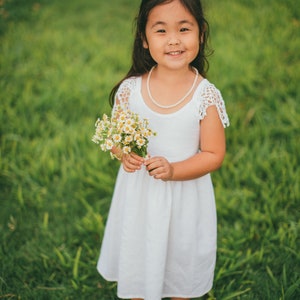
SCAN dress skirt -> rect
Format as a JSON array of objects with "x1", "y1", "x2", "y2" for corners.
[{"x1": 97, "y1": 167, "x2": 217, "y2": 299}]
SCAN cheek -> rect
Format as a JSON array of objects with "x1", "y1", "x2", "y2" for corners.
[
  {"x1": 192, "y1": 37, "x2": 201, "y2": 53},
  {"x1": 196, "y1": 42, "x2": 201, "y2": 53},
  {"x1": 147, "y1": 47, "x2": 159, "y2": 62},
  {"x1": 145, "y1": 39, "x2": 160, "y2": 55}
]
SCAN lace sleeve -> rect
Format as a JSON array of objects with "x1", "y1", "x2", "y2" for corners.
[
  {"x1": 198, "y1": 82, "x2": 230, "y2": 128},
  {"x1": 113, "y1": 77, "x2": 137, "y2": 113}
]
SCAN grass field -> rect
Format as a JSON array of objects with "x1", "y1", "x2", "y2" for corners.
[{"x1": 0, "y1": 0, "x2": 299, "y2": 299}]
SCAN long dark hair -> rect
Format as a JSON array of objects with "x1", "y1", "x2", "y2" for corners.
[{"x1": 109, "y1": 0, "x2": 211, "y2": 106}]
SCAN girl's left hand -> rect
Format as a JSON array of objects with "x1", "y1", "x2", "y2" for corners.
[{"x1": 144, "y1": 156, "x2": 173, "y2": 181}]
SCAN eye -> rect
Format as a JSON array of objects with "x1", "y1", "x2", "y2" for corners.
[
  {"x1": 156, "y1": 29, "x2": 166, "y2": 33},
  {"x1": 180, "y1": 27, "x2": 190, "y2": 32}
]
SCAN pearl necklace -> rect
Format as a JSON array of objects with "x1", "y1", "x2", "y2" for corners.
[{"x1": 146, "y1": 66, "x2": 199, "y2": 109}]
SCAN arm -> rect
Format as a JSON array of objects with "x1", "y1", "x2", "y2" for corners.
[
  {"x1": 109, "y1": 79, "x2": 145, "y2": 172},
  {"x1": 144, "y1": 105, "x2": 226, "y2": 181}
]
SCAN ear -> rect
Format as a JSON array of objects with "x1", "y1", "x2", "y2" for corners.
[
  {"x1": 200, "y1": 24, "x2": 207, "y2": 44},
  {"x1": 143, "y1": 41, "x2": 149, "y2": 49},
  {"x1": 200, "y1": 32, "x2": 204, "y2": 44},
  {"x1": 142, "y1": 35, "x2": 149, "y2": 49}
]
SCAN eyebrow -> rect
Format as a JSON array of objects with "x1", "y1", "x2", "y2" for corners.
[{"x1": 151, "y1": 20, "x2": 195, "y2": 29}]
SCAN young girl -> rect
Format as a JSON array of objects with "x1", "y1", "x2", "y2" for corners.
[{"x1": 97, "y1": 0, "x2": 229, "y2": 299}]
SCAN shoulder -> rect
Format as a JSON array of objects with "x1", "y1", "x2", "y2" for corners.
[
  {"x1": 116, "y1": 77, "x2": 139, "y2": 98},
  {"x1": 115, "y1": 76, "x2": 140, "y2": 108},
  {"x1": 195, "y1": 79, "x2": 230, "y2": 128},
  {"x1": 197, "y1": 79, "x2": 222, "y2": 104}
]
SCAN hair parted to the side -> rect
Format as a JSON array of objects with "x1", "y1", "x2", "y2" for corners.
[{"x1": 109, "y1": 0, "x2": 212, "y2": 106}]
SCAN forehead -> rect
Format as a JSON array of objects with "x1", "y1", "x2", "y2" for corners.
[{"x1": 147, "y1": 0, "x2": 196, "y2": 25}]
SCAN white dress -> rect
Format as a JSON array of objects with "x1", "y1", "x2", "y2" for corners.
[{"x1": 97, "y1": 76, "x2": 229, "y2": 300}]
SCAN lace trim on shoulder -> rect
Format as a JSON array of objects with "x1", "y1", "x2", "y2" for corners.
[
  {"x1": 113, "y1": 77, "x2": 137, "y2": 112},
  {"x1": 198, "y1": 81, "x2": 230, "y2": 128}
]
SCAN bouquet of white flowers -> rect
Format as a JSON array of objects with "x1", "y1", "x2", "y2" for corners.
[{"x1": 92, "y1": 105, "x2": 156, "y2": 159}]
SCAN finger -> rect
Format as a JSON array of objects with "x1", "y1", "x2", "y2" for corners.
[
  {"x1": 130, "y1": 153, "x2": 145, "y2": 162},
  {"x1": 128, "y1": 159, "x2": 142, "y2": 169},
  {"x1": 124, "y1": 159, "x2": 141, "y2": 172},
  {"x1": 144, "y1": 157, "x2": 156, "y2": 167},
  {"x1": 123, "y1": 157, "x2": 142, "y2": 172},
  {"x1": 122, "y1": 163, "x2": 135, "y2": 173},
  {"x1": 148, "y1": 166, "x2": 163, "y2": 177},
  {"x1": 147, "y1": 161, "x2": 162, "y2": 173}
]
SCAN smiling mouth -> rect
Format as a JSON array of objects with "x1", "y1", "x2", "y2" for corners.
[{"x1": 167, "y1": 51, "x2": 183, "y2": 55}]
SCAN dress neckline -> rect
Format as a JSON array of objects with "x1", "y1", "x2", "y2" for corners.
[{"x1": 137, "y1": 76, "x2": 207, "y2": 117}]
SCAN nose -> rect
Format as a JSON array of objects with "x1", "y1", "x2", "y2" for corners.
[{"x1": 168, "y1": 34, "x2": 180, "y2": 46}]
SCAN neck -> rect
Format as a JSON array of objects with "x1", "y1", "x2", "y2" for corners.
[
  {"x1": 146, "y1": 65, "x2": 199, "y2": 110},
  {"x1": 152, "y1": 65, "x2": 195, "y2": 83}
]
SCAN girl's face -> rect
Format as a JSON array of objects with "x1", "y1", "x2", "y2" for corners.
[{"x1": 143, "y1": 0, "x2": 200, "y2": 71}]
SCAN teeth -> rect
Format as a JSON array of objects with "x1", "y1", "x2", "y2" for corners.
[{"x1": 169, "y1": 51, "x2": 181, "y2": 55}]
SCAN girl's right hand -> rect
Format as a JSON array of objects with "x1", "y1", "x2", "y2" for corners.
[{"x1": 122, "y1": 152, "x2": 144, "y2": 173}]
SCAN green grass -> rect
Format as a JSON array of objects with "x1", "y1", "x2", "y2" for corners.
[{"x1": 1, "y1": 0, "x2": 299, "y2": 299}]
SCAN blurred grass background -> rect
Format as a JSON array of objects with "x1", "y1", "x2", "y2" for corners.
[{"x1": 0, "y1": 0, "x2": 299, "y2": 299}]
